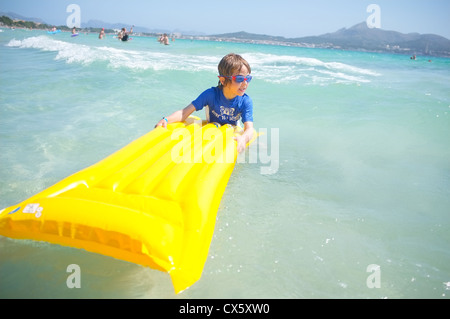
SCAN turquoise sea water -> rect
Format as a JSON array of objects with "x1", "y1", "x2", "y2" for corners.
[{"x1": 0, "y1": 28, "x2": 449, "y2": 299}]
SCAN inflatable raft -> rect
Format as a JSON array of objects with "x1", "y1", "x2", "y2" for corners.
[{"x1": 0, "y1": 117, "x2": 255, "y2": 293}]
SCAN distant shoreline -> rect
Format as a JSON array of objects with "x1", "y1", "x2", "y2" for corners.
[
  {"x1": 192, "y1": 35, "x2": 449, "y2": 59},
  {"x1": 2, "y1": 15, "x2": 449, "y2": 58}
]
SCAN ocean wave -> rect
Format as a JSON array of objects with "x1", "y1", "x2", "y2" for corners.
[
  {"x1": 6, "y1": 36, "x2": 217, "y2": 72},
  {"x1": 7, "y1": 36, "x2": 100, "y2": 65},
  {"x1": 244, "y1": 52, "x2": 380, "y2": 84},
  {"x1": 6, "y1": 36, "x2": 380, "y2": 85},
  {"x1": 245, "y1": 53, "x2": 380, "y2": 75}
]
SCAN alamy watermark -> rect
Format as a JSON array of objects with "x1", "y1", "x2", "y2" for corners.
[
  {"x1": 66, "y1": 264, "x2": 81, "y2": 289},
  {"x1": 366, "y1": 4, "x2": 381, "y2": 29},
  {"x1": 66, "y1": 4, "x2": 81, "y2": 28},
  {"x1": 366, "y1": 264, "x2": 381, "y2": 289},
  {"x1": 238, "y1": 127, "x2": 280, "y2": 175},
  {"x1": 168, "y1": 125, "x2": 280, "y2": 175}
]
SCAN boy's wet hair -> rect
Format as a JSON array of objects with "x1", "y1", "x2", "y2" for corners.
[{"x1": 218, "y1": 53, "x2": 251, "y2": 88}]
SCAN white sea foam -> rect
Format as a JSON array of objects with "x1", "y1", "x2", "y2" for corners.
[
  {"x1": 245, "y1": 52, "x2": 380, "y2": 75},
  {"x1": 6, "y1": 36, "x2": 217, "y2": 72},
  {"x1": 244, "y1": 52, "x2": 380, "y2": 84},
  {"x1": 7, "y1": 36, "x2": 98, "y2": 64},
  {"x1": 7, "y1": 36, "x2": 380, "y2": 85}
]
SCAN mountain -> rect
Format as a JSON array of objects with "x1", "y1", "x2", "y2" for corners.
[
  {"x1": 0, "y1": 12, "x2": 173, "y2": 35},
  {"x1": 293, "y1": 22, "x2": 450, "y2": 56},
  {"x1": 0, "y1": 11, "x2": 45, "y2": 24},
  {"x1": 208, "y1": 22, "x2": 450, "y2": 57}
]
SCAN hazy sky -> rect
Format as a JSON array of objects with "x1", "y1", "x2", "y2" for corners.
[{"x1": 1, "y1": 0, "x2": 449, "y2": 38}]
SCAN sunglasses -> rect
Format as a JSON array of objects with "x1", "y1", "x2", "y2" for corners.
[{"x1": 218, "y1": 75, "x2": 253, "y2": 83}]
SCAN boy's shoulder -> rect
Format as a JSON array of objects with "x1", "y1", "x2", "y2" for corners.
[
  {"x1": 199, "y1": 86, "x2": 220, "y2": 96},
  {"x1": 208, "y1": 86, "x2": 220, "y2": 94},
  {"x1": 206, "y1": 86, "x2": 251, "y2": 97},
  {"x1": 201, "y1": 87, "x2": 252, "y2": 104}
]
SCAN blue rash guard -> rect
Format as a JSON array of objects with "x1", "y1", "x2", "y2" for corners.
[{"x1": 191, "y1": 87, "x2": 253, "y2": 126}]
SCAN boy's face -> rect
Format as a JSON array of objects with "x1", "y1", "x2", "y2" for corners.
[{"x1": 222, "y1": 65, "x2": 251, "y2": 99}]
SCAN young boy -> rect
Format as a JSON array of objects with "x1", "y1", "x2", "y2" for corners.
[{"x1": 155, "y1": 53, "x2": 254, "y2": 153}]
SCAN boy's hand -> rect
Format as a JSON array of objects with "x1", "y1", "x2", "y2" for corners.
[
  {"x1": 234, "y1": 123, "x2": 254, "y2": 153},
  {"x1": 234, "y1": 135, "x2": 246, "y2": 153},
  {"x1": 155, "y1": 118, "x2": 168, "y2": 128}
]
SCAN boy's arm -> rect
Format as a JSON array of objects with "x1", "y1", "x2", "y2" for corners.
[
  {"x1": 235, "y1": 121, "x2": 254, "y2": 153},
  {"x1": 155, "y1": 104, "x2": 196, "y2": 128}
]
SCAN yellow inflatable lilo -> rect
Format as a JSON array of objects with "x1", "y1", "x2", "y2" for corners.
[{"x1": 0, "y1": 117, "x2": 256, "y2": 293}]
